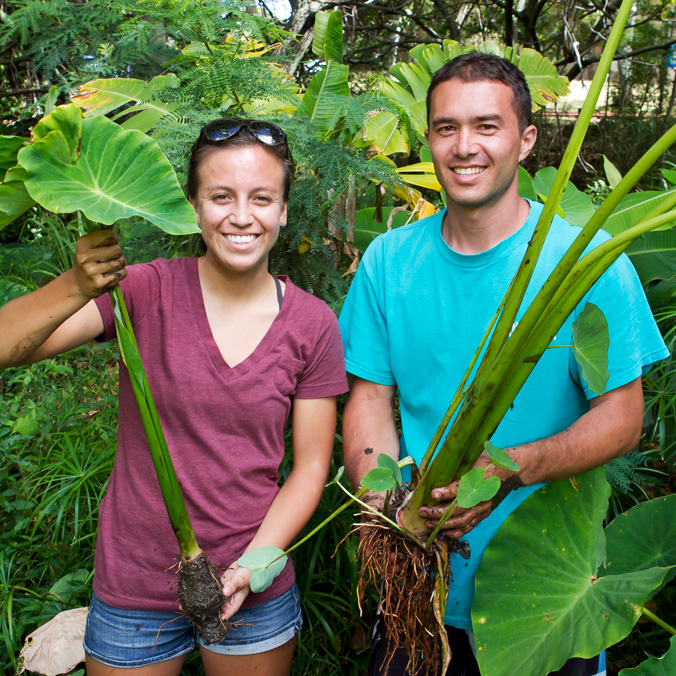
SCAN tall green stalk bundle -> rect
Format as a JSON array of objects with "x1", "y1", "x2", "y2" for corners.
[{"x1": 396, "y1": 0, "x2": 676, "y2": 538}]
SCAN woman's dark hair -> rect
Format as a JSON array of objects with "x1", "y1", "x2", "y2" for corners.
[
  {"x1": 186, "y1": 120, "x2": 294, "y2": 202},
  {"x1": 426, "y1": 52, "x2": 532, "y2": 133}
]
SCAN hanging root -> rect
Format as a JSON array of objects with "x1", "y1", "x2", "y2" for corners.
[
  {"x1": 357, "y1": 513, "x2": 451, "y2": 675},
  {"x1": 178, "y1": 553, "x2": 229, "y2": 645}
]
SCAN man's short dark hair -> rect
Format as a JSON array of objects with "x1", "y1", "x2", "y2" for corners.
[{"x1": 426, "y1": 52, "x2": 532, "y2": 133}]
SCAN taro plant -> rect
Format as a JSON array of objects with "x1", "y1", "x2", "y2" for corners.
[{"x1": 0, "y1": 103, "x2": 240, "y2": 641}]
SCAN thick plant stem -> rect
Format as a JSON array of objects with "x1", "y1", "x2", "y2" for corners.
[
  {"x1": 110, "y1": 286, "x2": 201, "y2": 562},
  {"x1": 638, "y1": 606, "x2": 676, "y2": 636}
]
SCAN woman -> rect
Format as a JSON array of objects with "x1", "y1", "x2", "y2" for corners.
[{"x1": 0, "y1": 119, "x2": 347, "y2": 675}]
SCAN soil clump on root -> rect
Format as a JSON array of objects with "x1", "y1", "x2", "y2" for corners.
[
  {"x1": 178, "y1": 552, "x2": 228, "y2": 644},
  {"x1": 357, "y1": 512, "x2": 451, "y2": 675}
]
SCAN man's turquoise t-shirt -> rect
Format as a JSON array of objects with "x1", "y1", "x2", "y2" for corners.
[{"x1": 338, "y1": 200, "x2": 668, "y2": 630}]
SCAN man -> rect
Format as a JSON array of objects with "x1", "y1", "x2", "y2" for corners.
[{"x1": 339, "y1": 52, "x2": 668, "y2": 676}]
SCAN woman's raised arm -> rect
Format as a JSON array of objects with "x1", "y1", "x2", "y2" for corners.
[{"x1": 0, "y1": 229, "x2": 127, "y2": 368}]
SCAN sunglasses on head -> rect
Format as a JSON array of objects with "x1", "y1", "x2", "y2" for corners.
[{"x1": 200, "y1": 119, "x2": 287, "y2": 147}]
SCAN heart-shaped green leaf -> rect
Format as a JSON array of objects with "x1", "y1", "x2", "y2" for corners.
[
  {"x1": 602, "y1": 494, "x2": 676, "y2": 577},
  {"x1": 619, "y1": 636, "x2": 676, "y2": 676},
  {"x1": 473, "y1": 469, "x2": 676, "y2": 676},
  {"x1": 238, "y1": 546, "x2": 288, "y2": 593},
  {"x1": 456, "y1": 467, "x2": 501, "y2": 508},
  {"x1": 484, "y1": 441, "x2": 519, "y2": 472},
  {"x1": 572, "y1": 302, "x2": 609, "y2": 396},
  {"x1": 361, "y1": 467, "x2": 397, "y2": 492},
  {"x1": 18, "y1": 113, "x2": 198, "y2": 234},
  {"x1": 327, "y1": 465, "x2": 345, "y2": 486},
  {"x1": 377, "y1": 453, "x2": 402, "y2": 487}
]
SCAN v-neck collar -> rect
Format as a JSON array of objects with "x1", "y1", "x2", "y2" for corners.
[{"x1": 187, "y1": 257, "x2": 292, "y2": 381}]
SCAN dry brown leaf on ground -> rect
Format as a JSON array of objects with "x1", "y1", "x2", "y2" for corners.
[{"x1": 19, "y1": 607, "x2": 88, "y2": 676}]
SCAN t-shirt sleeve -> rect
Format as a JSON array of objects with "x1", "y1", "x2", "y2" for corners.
[
  {"x1": 94, "y1": 261, "x2": 164, "y2": 342},
  {"x1": 294, "y1": 305, "x2": 348, "y2": 399},
  {"x1": 338, "y1": 239, "x2": 395, "y2": 385},
  {"x1": 571, "y1": 252, "x2": 669, "y2": 399}
]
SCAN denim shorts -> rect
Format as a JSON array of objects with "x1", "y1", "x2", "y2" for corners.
[{"x1": 83, "y1": 584, "x2": 302, "y2": 667}]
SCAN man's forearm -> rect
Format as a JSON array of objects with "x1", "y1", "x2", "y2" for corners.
[
  {"x1": 494, "y1": 378, "x2": 644, "y2": 486},
  {"x1": 342, "y1": 378, "x2": 399, "y2": 491}
]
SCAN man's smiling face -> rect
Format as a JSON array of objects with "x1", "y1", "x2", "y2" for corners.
[{"x1": 426, "y1": 78, "x2": 536, "y2": 212}]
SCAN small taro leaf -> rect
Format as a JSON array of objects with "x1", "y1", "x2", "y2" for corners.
[
  {"x1": 456, "y1": 467, "x2": 501, "y2": 508},
  {"x1": 19, "y1": 115, "x2": 198, "y2": 234},
  {"x1": 603, "y1": 155, "x2": 622, "y2": 190},
  {"x1": 32, "y1": 104, "x2": 82, "y2": 164},
  {"x1": 238, "y1": 546, "x2": 287, "y2": 593},
  {"x1": 473, "y1": 468, "x2": 674, "y2": 676},
  {"x1": 361, "y1": 467, "x2": 397, "y2": 492},
  {"x1": 377, "y1": 453, "x2": 402, "y2": 486},
  {"x1": 619, "y1": 636, "x2": 676, "y2": 676},
  {"x1": 602, "y1": 494, "x2": 676, "y2": 577},
  {"x1": 484, "y1": 441, "x2": 519, "y2": 472},
  {"x1": 328, "y1": 465, "x2": 345, "y2": 486},
  {"x1": 572, "y1": 303, "x2": 609, "y2": 396}
]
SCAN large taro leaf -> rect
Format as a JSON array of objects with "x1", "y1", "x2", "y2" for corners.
[
  {"x1": 619, "y1": 636, "x2": 676, "y2": 676},
  {"x1": 473, "y1": 468, "x2": 675, "y2": 676},
  {"x1": 533, "y1": 167, "x2": 595, "y2": 227},
  {"x1": 18, "y1": 115, "x2": 198, "y2": 234},
  {"x1": 602, "y1": 494, "x2": 676, "y2": 579},
  {"x1": 571, "y1": 302, "x2": 609, "y2": 396},
  {"x1": 0, "y1": 166, "x2": 36, "y2": 230}
]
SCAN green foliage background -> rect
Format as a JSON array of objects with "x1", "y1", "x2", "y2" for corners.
[{"x1": 1, "y1": 0, "x2": 675, "y2": 674}]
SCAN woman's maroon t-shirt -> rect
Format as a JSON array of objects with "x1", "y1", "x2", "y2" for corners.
[{"x1": 93, "y1": 257, "x2": 347, "y2": 611}]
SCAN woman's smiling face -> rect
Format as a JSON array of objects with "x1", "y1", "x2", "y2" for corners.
[{"x1": 191, "y1": 144, "x2": 287, "y2": 276}]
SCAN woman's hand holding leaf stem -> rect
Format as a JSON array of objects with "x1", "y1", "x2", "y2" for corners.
[{"x1": 0, "y1": 228, "x2": 126, "y2": 368}]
